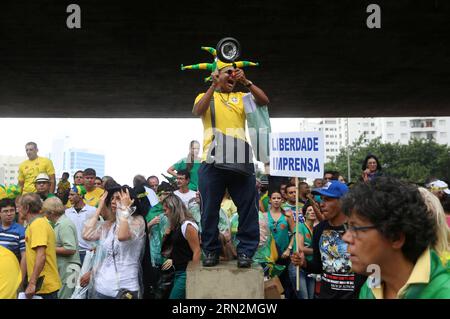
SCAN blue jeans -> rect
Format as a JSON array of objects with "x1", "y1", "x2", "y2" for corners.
[
  {"x1": 79, "y1": 250, "x2": 87, "y2": 265},
  {"x1": 198, "y1": 163, "x2": 259, "y2": 256},
  {"x1": 288, "y1": 263, "x2": 315, "y2": 299}
]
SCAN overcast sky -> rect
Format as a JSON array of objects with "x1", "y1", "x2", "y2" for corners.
[{"x1": 0, "y1": 117, "x2": 304, "y2": 185}]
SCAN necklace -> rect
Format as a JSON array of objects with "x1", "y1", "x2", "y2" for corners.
[{"x1": 218, "y1": 91, "x2": 231, "y2": 107}]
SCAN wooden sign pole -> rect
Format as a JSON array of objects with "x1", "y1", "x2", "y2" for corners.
[{"x1": 295, "y1": 177, "x2": 300, "y2": 292}]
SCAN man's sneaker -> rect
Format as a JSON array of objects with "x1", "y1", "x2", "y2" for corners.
[
  {"x1": 237, "y1": 254, "x2": 253, "y2": 268},
  {"x1": 202, "y1": 252, "x2": 219, "y2": 267}
]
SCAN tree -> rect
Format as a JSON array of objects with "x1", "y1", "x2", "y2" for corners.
[{"x1": 327, "y1": 137, "x2": 450, "y2": 184}]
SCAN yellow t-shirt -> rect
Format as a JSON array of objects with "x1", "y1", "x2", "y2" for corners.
[
  {"x1": 0, "y1": 246, "x2": 22, "y2": 299},
  {"x1": 25, "y1": 216, "x2": 62, "y2": 294},
  {"x1": 84, "y1": 187, "x2": 105, "y2": 208},
  {"x1": 221, "y1": 198, "x2": 238, "y2": 219},
  {"x1": 57, "y1": 180, "x2": 71, "y2": 193},
  {"x1": 194, "y1": 92, "x2": 249, "y2": 161},
  {"x1": 18, "y1": 157, "x2": 55, "y2": 194}
]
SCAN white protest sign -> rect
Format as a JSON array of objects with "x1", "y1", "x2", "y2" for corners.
[{"x1": 269, "y1": 132, "x2": 324, "y2": 178}]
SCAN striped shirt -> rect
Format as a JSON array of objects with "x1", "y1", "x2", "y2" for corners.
[{"x1": 0, "y1": 222, "x2": 25, "y2": 260}]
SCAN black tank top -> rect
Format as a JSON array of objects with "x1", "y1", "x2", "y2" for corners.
[{"x1": 170, "y1": 222, "x2": 195, "y2": 271}]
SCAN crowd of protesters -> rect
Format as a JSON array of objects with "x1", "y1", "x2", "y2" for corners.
[
  {"x1": 2, "y1": 51, "x2": 450, "y2": 300},
  {"x1": 1, "y1": 141, "x2": 449, "y2": 300}
]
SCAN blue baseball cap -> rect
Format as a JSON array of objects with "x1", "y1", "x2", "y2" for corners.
[{"x1": 312, "y1": 180, "x2": 348, "y2": 199}]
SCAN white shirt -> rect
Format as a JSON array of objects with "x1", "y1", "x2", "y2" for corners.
[
  {"x1": 95, "y1": 220, "x2": 145, "y2": 297},
  {"x1": 65, "y1": 204, "x2": 97, "y2": 251},
  {"x1": 174, "y1": 189, "x2": 196, "y2": 208},
  {"x1": 181, "y1": 220, "x2": 199, "y2": 239}
]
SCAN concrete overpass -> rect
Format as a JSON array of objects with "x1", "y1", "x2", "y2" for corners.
[{"x1": 1, "y1": 0, "x2": 449, "y2": 118}]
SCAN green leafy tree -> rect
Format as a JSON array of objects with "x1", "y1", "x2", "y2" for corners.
[{"x1": 327, "y1": 137, "x2": 450, "y2": 184}]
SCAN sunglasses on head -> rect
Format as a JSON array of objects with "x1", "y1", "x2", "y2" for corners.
[{"x1": 272, "y1": 220, "x2": 279, "y2": 233}]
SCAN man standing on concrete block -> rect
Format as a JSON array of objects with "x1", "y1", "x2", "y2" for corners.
[{"x1": 192, "y1": 57, "x2": 270, "y2": 268}]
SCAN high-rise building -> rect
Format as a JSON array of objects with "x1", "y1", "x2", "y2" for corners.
[
  {"x1": 49, "y1": 137, "x2": 106, "y2": 180},
  {"x1": 64, "y1": 149, "x2": 105, "y2": 178},
  {"x1": 296, "y1": 117, "x2": 450, "y2": 162},
  {"x1": 381, "y1": 117, "x2": 450, "y2": 145},
  {"x1": 0, "y1": 155, "x2": 26, "y2": 185}
]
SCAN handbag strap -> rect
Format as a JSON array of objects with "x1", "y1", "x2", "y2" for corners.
[{"x1": 209, "y1": 96, "x2": 217, "y2": 135}]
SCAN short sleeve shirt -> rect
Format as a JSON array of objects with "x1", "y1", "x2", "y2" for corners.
[
  {"x1": 25, "y1": 216, "x2": 62, "y2": 294},
  {"x1": 194, "y1": 91, "x2": 251, "y2": 161},
  {"x1": 18, "y1": 157, "x2": 55, "y2": 194},
  {"x1": 84, "y1": 187, "x2": 105, "y2": 208},
  {"x1": 0, "y1": 222, "x2": 25, "y2": 260},
  {"x1": 173, "y1": 158, "x2": 201, "y2": 191},
  {"x1": 0, "y1": 246, "x2": 22, "y2": 299},
  {"x1": 54, "y1": 214, "x2": 80, "y2": 265}
]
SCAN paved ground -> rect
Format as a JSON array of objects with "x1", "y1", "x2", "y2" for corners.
[{"x1": 1, "y1": 0, "x2": 449, "y2": 117}]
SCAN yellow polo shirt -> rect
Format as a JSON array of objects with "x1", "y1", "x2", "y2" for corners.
[
  {"x1": 25, "y1": 216, "x2": 61, "y2": 294},
  {"x1": 0, "y1": 246, "x2": 22, "y2": 299},
  {"x1": 84, "y1": 187, "x2": 104, "y2": 208},
  {"x1": 195, "y1": 92, "x2": 249, "y2": 161},
  {"x1": 370, "y1": 248, "x2": 431, "y2": 299},
  {"x1": 18, "y1": 157, "x2": 55, "y2": 194}
]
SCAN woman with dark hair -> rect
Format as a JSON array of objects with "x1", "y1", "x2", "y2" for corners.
[
  {"x1": 80, "y1": 183, "x2": 146, "y2": 299},
  {"x1": 361, "y1": 154, "x2": 383, "y2": 182},
  {"x1": 160, "y1": 194, "x2": 200, "y2": 299},
  {"x1": 266, "y1": 190, "x2": 295, "y2": 298},
  {"x1": 167, "y1": 140, "x2": 201, "y2": 191},
  {"x1": 288, "y1": 202, "x2": 318, "y2": 299}
]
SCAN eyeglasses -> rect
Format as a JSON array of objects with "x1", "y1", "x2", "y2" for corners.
[
  {"x1": 0, "y1": 208, "x2": 16, "y2": 214},
  {"x1": 343, "y1": 223, "x2": 377, "y2": 238}
]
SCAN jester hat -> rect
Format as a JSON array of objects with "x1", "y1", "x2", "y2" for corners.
[{"x1": 181, "y1": 46, "x2": 259, "y2": 82}]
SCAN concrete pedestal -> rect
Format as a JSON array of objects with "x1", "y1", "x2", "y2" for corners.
[{"x1": 186, "y1": 261, "x2": 264, "y2": 299}]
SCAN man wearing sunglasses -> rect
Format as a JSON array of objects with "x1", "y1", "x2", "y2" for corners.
[
  {"x1": 291, "y1": 180, "x2": 365, "y2": 299},
  {"x1": 193, "y1": 60, "x2": 270, "y2": 268}
]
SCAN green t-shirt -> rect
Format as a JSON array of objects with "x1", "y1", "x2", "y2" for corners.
[
  {"x1": 54, "y1": 214, "x2": 81, "y2": 267},
  {"x1": 173, "y1": 157, "x2": 201, "y2": 191}
]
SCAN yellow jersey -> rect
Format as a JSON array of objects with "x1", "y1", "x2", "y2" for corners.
[
  {"x1": 195, "y1": 91, "x2": 249, "y2": 161},
  {"x1": 25, "y1": 216, "x2": 61, "y2": 294},
  {"x1": 18, "y1": 157, "x2": 55, "y2": 194},
  {"x1": 0, "y1": 246, "x2": 22, "y2": 299},
  {"x1": 84, "y1": 187, "x2": 105, "y2": 208}
]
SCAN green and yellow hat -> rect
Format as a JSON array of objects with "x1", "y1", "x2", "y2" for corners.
[
  {"x1": 0, "y1": 184, "x2": 22, "y2": 200},
  {"x1": 181, "y1": 46, "x2": 259, "y2": 82},
  {"x1": 71, "y1": 185, "x2": 87, "y2": 197}
]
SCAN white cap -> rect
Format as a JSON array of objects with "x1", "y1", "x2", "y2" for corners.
[
  {"x1": 35, "y1": 173, "x2": 50, "y2": 183},
  {"x1": 429, "y1": 180, "x2": 450, "y2": 195}
]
